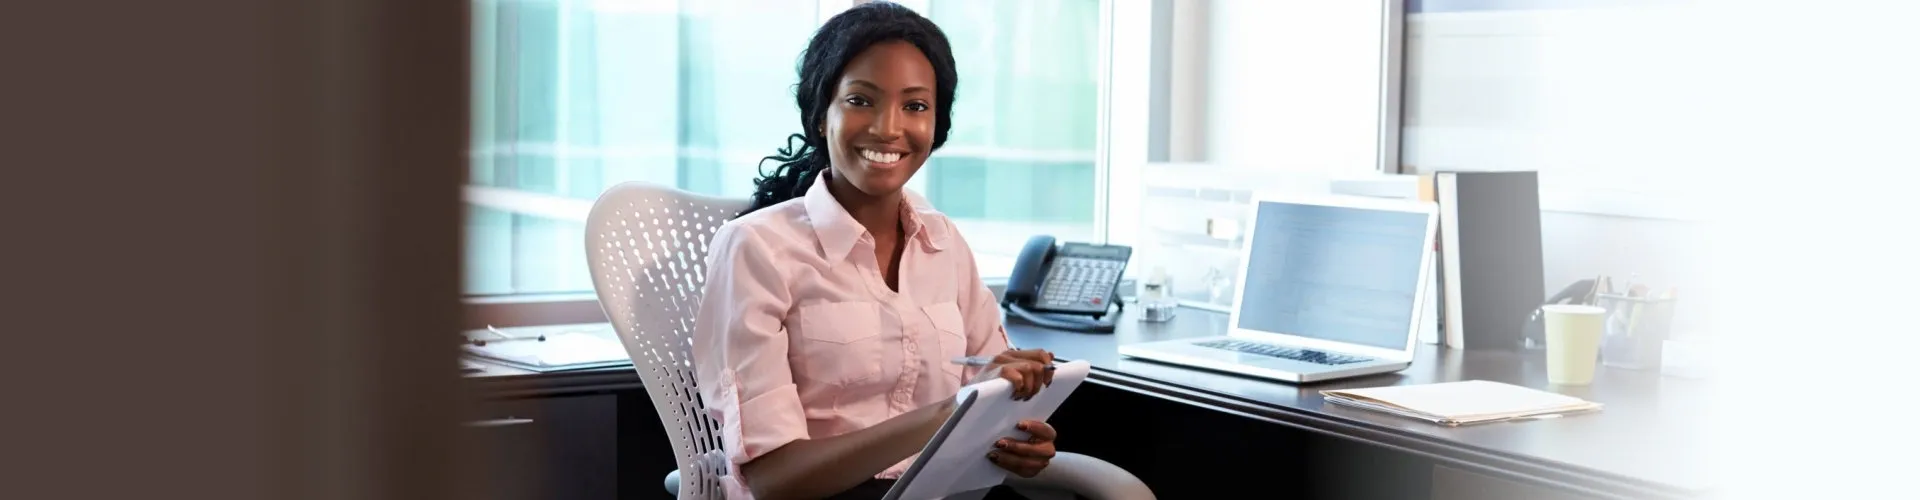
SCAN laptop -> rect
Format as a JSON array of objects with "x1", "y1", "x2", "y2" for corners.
[{"x1": 1118, "y1": 192, "x2": 1439, "y2": 384}]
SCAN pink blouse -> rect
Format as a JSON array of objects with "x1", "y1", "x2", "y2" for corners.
[{"x1": 692, "y1": 170, "x2": 1012, "y2": 498}]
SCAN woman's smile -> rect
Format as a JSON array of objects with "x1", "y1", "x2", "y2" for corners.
[{"x1": 858, "y1": 147, "x2": 907, "y2": 168}]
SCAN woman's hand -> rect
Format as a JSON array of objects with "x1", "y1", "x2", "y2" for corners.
[
  {"x1": 986, "y1": 419, "x2": 1056, "y2": 478},
  {"x1": 973, "y1": 349, "x2": 1056, "y2": 400}
]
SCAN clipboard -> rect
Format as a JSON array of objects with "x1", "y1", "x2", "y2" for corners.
[{"x1": 883, "y1": 360, "x2": 1092, "y2": 500}]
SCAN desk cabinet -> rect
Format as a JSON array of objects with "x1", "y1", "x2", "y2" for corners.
[
  {"x1": 1431, "y1": 465, "x2": 1599, "y2": 500},
  {"x1": 464, "y1": 394, "x2": 618, "y2": 500}
]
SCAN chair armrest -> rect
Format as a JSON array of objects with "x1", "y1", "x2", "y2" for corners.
[{"x1": 1003, "y1": 452, "x2": 1155, "y2": 500}]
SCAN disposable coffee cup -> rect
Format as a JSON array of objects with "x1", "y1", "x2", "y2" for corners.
[{"x1": 1543, "y1": 304, "x2": 1607, "y2": 385}]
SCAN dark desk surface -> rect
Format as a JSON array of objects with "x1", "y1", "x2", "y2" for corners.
[
  {"x1": 462, "y1": 309, "x2": 1716, "y2": 499},
  {"x1": 1007, "y1": 306, "x2": 1716, "y2": 500}
]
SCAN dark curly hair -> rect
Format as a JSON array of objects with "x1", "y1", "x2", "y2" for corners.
[{"x1": 738, "y1": 1, "x2": 958, "y2": 217}]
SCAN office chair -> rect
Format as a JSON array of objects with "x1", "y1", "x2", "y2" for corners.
[{"x1": 586, "y1": 182, "x2": 1155, "y2": 500}]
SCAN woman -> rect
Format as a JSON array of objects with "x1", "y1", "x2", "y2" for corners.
[{"x1": 691, "y1": 2, "x2": 1062, "y2": 499}]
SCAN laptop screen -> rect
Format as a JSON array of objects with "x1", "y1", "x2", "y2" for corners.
[{"x1": 1234, "y1": 200, "x2": 1430, "y2": 351}]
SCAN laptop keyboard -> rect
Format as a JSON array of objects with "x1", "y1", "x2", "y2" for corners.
[{"x1": 1196, "y1": 339, "x2": 1371, "y2": 366}]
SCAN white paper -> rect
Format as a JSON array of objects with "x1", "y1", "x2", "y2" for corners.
[
  {"x1": 887, "y1": 360, "x2": 1092, "y2": 500},
  {"x1": 465, "y1": 331, "x2": 626, "y2": 367}
]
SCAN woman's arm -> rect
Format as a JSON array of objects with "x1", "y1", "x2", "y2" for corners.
[{"x1": 739, "y1": 397, "x2": 956, "y2": 500}]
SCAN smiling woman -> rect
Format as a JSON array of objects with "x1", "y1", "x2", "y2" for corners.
[{"x1": 688, "y1": 4, "x2": 1065, "y2": 499}]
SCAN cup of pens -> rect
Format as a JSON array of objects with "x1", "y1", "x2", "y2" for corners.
[{"x1": 1595, "y1": 290, "x2": 1678, "y2": 370}]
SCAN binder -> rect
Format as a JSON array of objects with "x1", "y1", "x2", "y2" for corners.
[{"x1": 1433, "y1": 171, "x2": 1545, "y2": 350}]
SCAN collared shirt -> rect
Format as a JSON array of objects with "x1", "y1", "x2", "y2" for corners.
[{"x1": 692, "y1": 170, "x2": 1012, "y2": 498}]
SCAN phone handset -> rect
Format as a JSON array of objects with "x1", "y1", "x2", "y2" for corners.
[
  {"x1": 1001, "y1": 235, "x2": 1130, "y2": 334},
  {"x1": 1521, "y1": 278, "x2": 1599, "y2": 347}
]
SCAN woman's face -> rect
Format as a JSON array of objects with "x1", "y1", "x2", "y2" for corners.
[{"x1": 823, "y1": 40, "x2": 937, "y2": 199}]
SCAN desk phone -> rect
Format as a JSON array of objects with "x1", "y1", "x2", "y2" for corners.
[{"x1": 1002, "y1": 235, "x2": 1131, "y2": 333}]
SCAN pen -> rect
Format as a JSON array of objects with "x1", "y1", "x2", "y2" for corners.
[
  {"x1": 470, "y1": 325, "x2": 546, "y2": 347},
  {"x1": 951, "y1": 355, "x2": 1057, "y2": 371}
]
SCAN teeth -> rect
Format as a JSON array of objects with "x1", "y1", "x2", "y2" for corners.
[{"x1": 860, "y1": 149, "x2": 902, "y2": 164}]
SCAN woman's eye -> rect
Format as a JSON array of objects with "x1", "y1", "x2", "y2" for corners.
[
  {"x1": 905, "y1": 102, "x2": 929, "y2": 112},
  {"x1": 845, "y1": 96, "x2": 871, "y2": 107}
]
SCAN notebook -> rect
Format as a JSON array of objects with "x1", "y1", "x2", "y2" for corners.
[
  {"x1": 1321, "y1": 380, "x2": 1601, "y2": 426},
  {"x1": 885, "y1": 360, "x2": 1092, "y2": 500}
]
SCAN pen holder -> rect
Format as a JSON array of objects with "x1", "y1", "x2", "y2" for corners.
[{"x1": 1594, "y1": 293, "x2": 1678, "y2": 370}]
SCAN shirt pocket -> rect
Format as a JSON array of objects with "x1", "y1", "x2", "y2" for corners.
[
  {"x1": 793, "y1": 301, "x2": 884, "y2": 386},
  {"x1": 922, "y1": 301, "x2": 968, "y2": 378}
]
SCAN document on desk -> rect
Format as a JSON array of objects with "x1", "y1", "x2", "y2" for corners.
[
  {"x1": 1321, "y1": 380, "x2": 1601, "y2": 427},
  {"x1": 462, "y1": 330, "x2": 630, "y2": 372},
  {"x1": 885, "y1": 360, "x2": 1092, "y2": 500}
]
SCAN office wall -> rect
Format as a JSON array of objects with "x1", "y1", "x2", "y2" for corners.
[
  {"x1": 1201, "y1": 0, "x2": 1395, "y2": 175},
  {"x1": 1402, "y1": 2, "x2": 1718, "y2": 332},
  {"x1": 1536, "y1": 212, "x2": 1713, "y2": 332}
]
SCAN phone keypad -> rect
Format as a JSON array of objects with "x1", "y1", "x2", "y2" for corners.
[{"x1": 1038, "y1": 257, "x2": 1125, "y2": 312}]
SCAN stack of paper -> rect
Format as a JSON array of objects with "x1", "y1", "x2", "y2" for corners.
[
  {"x1": 464, "y1": 329, "x2": 631, "y2": 372},
  {"x1": 1321, "y1": 380, "x2": 1601, "y2": 427}
]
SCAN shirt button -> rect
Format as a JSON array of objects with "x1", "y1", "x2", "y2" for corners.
[{"x1": 906, "y1": 342, "x2": 918, "y2": 353}]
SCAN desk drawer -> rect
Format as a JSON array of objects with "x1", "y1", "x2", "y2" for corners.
[
  {"x1": 464, "y1": 394, "x2": 618, "y2": 500},
  {"x1": 1431, "y1": 465, "x2": 1599, "y2": 500}
]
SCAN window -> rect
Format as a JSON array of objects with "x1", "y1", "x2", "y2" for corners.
[
  {"x1": 1400, "y1": 0, "x2": 1713, "y2": 220},
  {"x1": 465, "y1": 0, "x2": 1107, "y2": 297},
  {"x1": 912, "y1": 0, "x2": 1105, "y2": 275},
  {"x1": 466, "y1": 0, "x2": 820, "y2": 296}
]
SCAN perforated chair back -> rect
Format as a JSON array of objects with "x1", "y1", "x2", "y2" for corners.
[{"x1": 585, "y1": 182, "x2": 749, "y2": 499}]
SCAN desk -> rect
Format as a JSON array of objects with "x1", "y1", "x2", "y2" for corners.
[
  {"x1": 1009, "y1": 306, "x2": 1716, "y2": 500},
  {"x1": 459, "y1": 307, "x2": 1714, "y2": 500},
  {"x1": 463, "y1": 360, "x2": 668, "y2": 500}
]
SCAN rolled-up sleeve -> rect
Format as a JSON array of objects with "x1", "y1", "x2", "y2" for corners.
[
  {"x1": 950, "y1": 227, "x2": 1013, "y2": 381},
  {"x1": 692, "y1": 223, "x2": 808, "y2": 482}
]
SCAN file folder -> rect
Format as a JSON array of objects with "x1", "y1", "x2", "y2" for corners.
[{"x1": 1322, "y1": 380, "x2": 1601, "y2": 427}]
